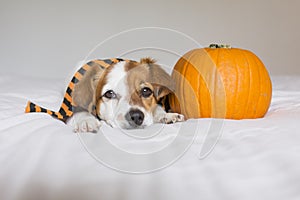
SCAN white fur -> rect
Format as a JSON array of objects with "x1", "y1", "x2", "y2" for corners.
[
  {"x1": 98, "y1": 61, "x2": 130, "y2": 128},
  {"x1": 153, "y1": 105, "x2": 185, "y2": 124},
  {"x1": 67, "y1": 112, "x2": 102, "y2": 133}
]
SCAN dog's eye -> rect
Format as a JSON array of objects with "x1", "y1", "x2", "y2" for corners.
[
  {"x1": 103, "y1": 90, "x2": 117, "y2": 99},
  {"x1": 141, "y1": 87, "x2": 153, "y2": 98}
]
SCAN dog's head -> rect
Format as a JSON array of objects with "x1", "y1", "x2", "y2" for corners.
[{"x1": 95, "y1": 58, "x2": 174, "y2": 129}]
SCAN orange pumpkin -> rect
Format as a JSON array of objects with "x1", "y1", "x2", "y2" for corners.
[{"x1": 168, "y1": 44, "x2": 272, "y2": 119}]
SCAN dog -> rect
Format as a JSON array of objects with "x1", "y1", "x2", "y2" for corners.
[{"x1": 67, "y1": 58, "x2": 184, "y2": 132}]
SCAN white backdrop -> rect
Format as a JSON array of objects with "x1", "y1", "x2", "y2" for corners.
[{"x1": 0, "y1": 0, "x2": 299, "y2": 78}]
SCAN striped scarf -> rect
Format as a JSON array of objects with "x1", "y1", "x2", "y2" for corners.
[{"x1": 25, "y1": 58, "x2": 124, "y2": 122}]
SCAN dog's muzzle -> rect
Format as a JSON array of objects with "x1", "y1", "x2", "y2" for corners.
[{"x1": 125, "y1": 109, "x2": 144, "y2": 127}]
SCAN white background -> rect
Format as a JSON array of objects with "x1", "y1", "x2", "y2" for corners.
[{"x1": 1, "y1": 0, "x2": 299, "y2": 78}]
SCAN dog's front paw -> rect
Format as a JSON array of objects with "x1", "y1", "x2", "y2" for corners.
[
  {"x1": 68, "y1": 112, "x2": 102, "y2": 133},
  {"x1": 74, "y1": 118, "x2": 102, "y2": 133},
  {"x1": 160, "y1": 113, "x2": 185, "y2": 124}
]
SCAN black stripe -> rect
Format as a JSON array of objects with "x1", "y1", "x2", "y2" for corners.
[
  {"x1": 40, "y1": 107, "x2": 47, "y2": 113},
  {"x1": 103, "y1": 59, "x2": 113, "y2": 65},
  {"x1": 87, "y1": 61, "x2": 95, "y2": 66},
  {"x1": 58, "y1": 107, "x2": 67, "y2": 118},
  {"x1": 71, "y1": 76, "x2": 79, "y2": 84},
  {"x1": 30, "y1": 102, "x2": 35, "y2": 112},
  {"x1": 116, "y1": 58, "x2": 124, "y2": 62},
  {"x1": 63, "y1": 98, "x2": 73, "y2": 110},
  {"x1": 51, "y1": 112, "x2": 58, "y2": 118},
  {"x1": 66, "y1": 87, "x2": 72, "y2": 96},
  {"x1": 77, "y1": 67, "x2": 86, "y2": 76}
]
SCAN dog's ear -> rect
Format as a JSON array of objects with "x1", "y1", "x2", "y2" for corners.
[
  {"x1": 153, "y1": 84, "x2": 173, "y2": 101},
  {"x1": 140, "y1": 57, "x2": 175, "y2": 100}
]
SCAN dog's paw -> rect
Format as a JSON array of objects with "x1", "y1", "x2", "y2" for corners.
[
  {"x1": 74, "y1": 117, "x2": 102, "y2": 133},
  {"x1": 68, "y1": 112, "x2": 102, "y2": 133},
  {"x1": 160, "y1": 113, "x2": 185, "y2": 124}
]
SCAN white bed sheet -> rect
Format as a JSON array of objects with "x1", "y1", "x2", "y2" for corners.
[{"x1": 0, "y1": 75, "x2": 299, "y2": 200}]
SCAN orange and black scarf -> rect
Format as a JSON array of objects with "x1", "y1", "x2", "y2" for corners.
[{"x1": 25, "y1": 58, "x2": 124, "y2": 122}]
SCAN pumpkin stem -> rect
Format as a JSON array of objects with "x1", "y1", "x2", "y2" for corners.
[{"x1": 209, "y1": 44, "x2": 231, "y2": 49}]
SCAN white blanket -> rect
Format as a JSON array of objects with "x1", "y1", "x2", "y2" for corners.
[{"x1": 0, "y1": 75, "x2": 299, "y2": 200}]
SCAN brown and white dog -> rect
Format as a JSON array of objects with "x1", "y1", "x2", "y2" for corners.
[{"x1": 67, "y1": 58, "x2": 184, "y2": 132}]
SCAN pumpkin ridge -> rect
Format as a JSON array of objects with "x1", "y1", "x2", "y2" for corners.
[
  {"x1": 241, "y1": 50, "x2": 252, "y2": 119},
  {"x1": 252, "y1": 53, "x2": 262, "y2": 118},
  {"x1": 205, "y1": 48, "x2": 215, "y2": 117},
  {"x1": 248, "y1": 51, "x2": 259, "y2": 118},
  {"x1": 181, "y1": 52, "x2": 194, "y2": 116},
  {"x1": 254, "y1": 55, "x2": 272, "y2": 117},
  {"x1": 214, "y1": 48, "x2": 221, "y2": 117},
  {"x1": 189, "y1": 51, "x2": 204, "y2": 116},
  {"x1": 201, "y1": 49, "x2": 213, "y2": 117},
  {"x1": 251, "y1": 50, "x2": 264, "y2": 118},
  {"x1": 232, "y1": 49, "x2": 240, "y2": 119}
]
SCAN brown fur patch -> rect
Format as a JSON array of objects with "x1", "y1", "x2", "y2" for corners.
[
  {"x1": 124, "y1": 60, "x2": 138, "y2": 72},
  {"x1": 73, "y1": 65, "x2": 103, "y2": 112},
  {"x1": 140, "y1": 57, "x2": 156, "y2": 65}
]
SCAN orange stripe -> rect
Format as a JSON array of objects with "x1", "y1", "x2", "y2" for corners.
[
  {"x1": 82, "y1": 64, "x2": 90, "y2": 71},
  {"x1": 55, "y1": 112, "x2": 63, "y2": 119},
  {"x1": 67, "y1": 110, "x2": 73, "y2": 116},
  {"x1": 93, "y1": 60, "x2": 110, "y2": 68},
  {"x1": 74, "y1": 72, "x2": 82, "y2": 80},
  {"x1": 35, "y1": 105, "x2": 41, "y2": 112},
  {"x1": 25, "y1": 101, "x2": 31, "y2": 113},
  {"x1": 61, "y1": 103, "x2": 68, "y2": 110},
  {"x1": 61, "y1": 103, "x2": 71, "y2": 115},
  {"x1": 111, "y1": 58, "x2": 118, "y2": 63},
  {"x1": 64, "y1": 93, "x2": 72, "y2": 103},
  {"x1": 69, "y1": 81, "x2": 74, "y2": 90},
  {"x1": 47, "y1": 110, "x2": 53, "y2": 115}
]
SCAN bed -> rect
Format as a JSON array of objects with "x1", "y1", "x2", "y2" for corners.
[{"x1": 0, "y1": 74, "x2": 299, "y2": 200}]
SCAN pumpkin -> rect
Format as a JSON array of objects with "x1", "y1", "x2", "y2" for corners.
[{"x1": 168, "y1": 44, "x2": 272, "y2": 119}]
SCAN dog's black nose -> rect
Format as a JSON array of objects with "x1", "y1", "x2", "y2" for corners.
[{"x1": 127, "y1": 109, "x2": 144, "y2": 126}]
